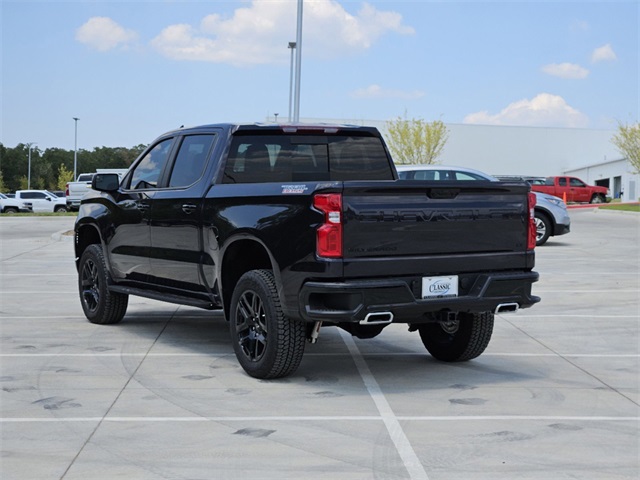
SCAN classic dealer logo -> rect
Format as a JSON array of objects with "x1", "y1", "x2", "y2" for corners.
[{"x1": 429, "y1": 280, "x2": 452, "y2": 295}]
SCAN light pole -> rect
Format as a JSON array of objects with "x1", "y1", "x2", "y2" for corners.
[
  {"x1": 27, "y1": 143, "x2": 37, "y2": 189},
  {"x1": 73, "y1": 117, "x2": 79, "y2": 180},
  {"x1": 293, "y1": 0, "x2": 303, "y2": 122},
  {"x1": 288, "y1": 42, "x2": 296, "y2": 122}
]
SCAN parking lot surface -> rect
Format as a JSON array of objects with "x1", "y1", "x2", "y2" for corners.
[{"x1": 1, "y1": 211, "x2": 638, "y2": 480}]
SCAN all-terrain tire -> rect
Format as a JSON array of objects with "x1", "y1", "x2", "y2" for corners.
[
  {"x1": 418, "y1": 311, "x2": 494, "y2": 362},
  {"x1": 78, "y1": 244, "x2": 128, "y2": 325},
  {"x1": 229, "y1": 269, "x2": 306, "y2": 379}
]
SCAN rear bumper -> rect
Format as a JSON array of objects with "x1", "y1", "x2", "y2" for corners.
[
  {"x1": 67, "y1": 199, "x2": 81, "y2": 210},
  {"x1": 298, "y1": 271, "x2": 540, "y2": 323}
]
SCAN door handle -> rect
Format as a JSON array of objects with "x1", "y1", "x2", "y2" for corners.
[{"x1": 182, "y1": 204, "x2": 197, "y2": 214}]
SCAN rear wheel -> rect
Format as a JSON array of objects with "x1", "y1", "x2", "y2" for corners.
[
  {"x1": 229, "y1": 269, "x2": 306, "y2": 379},
  {"x1": 78, "y1": 244, "x2": 128, "y2": 324},
  {"x1": 534, "y1": 211, "x2": 551, "y2": 246},
  {"x1": 54, "y1": 205, "x2": 68, "y2": 213},
  {"x1": 418, "y1": 312, "x2": 494, "y2": 362}
]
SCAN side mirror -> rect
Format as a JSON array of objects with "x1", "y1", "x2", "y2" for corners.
[{"x1": 92, "y1": 173, "x2": 120, "y2": 192}]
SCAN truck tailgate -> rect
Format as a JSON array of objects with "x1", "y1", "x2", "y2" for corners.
[{"x1": 341, "y1": 180, "x2": 532, "y2": 274}]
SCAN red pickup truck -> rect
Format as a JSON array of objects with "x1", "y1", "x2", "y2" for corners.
[{"x1": 531, "y1": 176, "x2": 610, "y2": 204}]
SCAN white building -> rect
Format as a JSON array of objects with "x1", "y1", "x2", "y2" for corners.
[{"x1": 304, "y1": 118, "x2": 639, "y2": 202}]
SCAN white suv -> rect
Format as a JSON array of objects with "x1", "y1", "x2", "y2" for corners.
[{"x1": 14, "y1": 190, "x2": 68, "y2": 213}]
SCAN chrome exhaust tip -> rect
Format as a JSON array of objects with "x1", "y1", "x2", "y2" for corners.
[
  {"x1": 360, "y1": 312, "x2": 394, "y2": 325},
  {"x1": 495, "y1": 303, "x2": 519, "y2": 314}
]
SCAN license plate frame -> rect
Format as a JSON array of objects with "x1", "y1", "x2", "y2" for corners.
[{"x1": 422, "y1": 275, "x2": 459, "y2": 299}]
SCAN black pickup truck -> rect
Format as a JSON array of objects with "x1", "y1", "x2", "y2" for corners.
[{"x1": 74, "y1": 123, "x2": 539, "y2": 378}]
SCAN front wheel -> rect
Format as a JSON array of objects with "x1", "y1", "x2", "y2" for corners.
[
  {"x1": 54, "y1": 205, "x2": 68, "y2": 213},
  {"x1": 229, "y1": 269, "x2": 306, "y2": 379},
  {"x1": 78, "y1": 244, "x2": 128, "y2": 324},
  {"x1": 590, "y1": 194, "x2": 605, "y2": 204},
  {"x1": 418, "y1": 312, "x2": 494, "y2": 362},
  {"x1": 2, "y1": 207, "x2": 18, "y2": 214}
]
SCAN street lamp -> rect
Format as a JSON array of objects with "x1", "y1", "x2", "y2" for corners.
[
  {"x1": 288, "y1": 42, "x2": 296, "y2": 122},
  {"x1": 293, "y1": 0, "x2": 303, "y2": 123},
  {"x1": 27, "y1": 143, "x2": 37, "y2": 190},
  {"x1": 73, "y1": 117, "x2": 79, "y2": 180}
]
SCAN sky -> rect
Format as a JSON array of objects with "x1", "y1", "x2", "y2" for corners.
[{"x1": 2, "y1": 0, "x2": 638, "y2": 150}]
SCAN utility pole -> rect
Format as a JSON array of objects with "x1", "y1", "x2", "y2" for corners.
[
  {"x1": 73, "y1": 117, "x2": 79, "y2": 180},
  {"x1": 288, "y1": 42, "x2": 296, "y2": 122},
  {"x1": 293, "y1": 0, "x2": 303, "y2": 122},
  {"x1": 27, "y1": 143, "x2": 37, "y2": 189}
]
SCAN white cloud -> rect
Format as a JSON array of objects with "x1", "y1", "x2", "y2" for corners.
[
  {"x1": 591, "y1": 43, "x2": 617, "y2": 63},
  {"x1": 464, "y1": 93, "x2": 589, "y2": 128},
  {"x1": 150, "y1": 0, "x2": 414, "y2": 66},
  {"x1": 541, "y1": 62, "x2": 589, "y2": 79},
  {"x1": 351, "y1": 84, "x2": 424, "y2": 100},
  {"x1": 76, "y1": 17, "x2": 138, "y2": 51}
]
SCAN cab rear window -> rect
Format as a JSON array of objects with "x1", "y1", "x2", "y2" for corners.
[{"x1": 222, "y1": 134, "x2": 393, "y2": 183}]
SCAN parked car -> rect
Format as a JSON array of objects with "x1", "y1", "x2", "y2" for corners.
[
  {"x1": 532, "y1": 176, "x2": 611, "y2": 203},
  {"x1": 0, "y1": 193, "x2": 33, "y2": 213},
  {"x1": 396, "y1": 165, "x2": 571, "y2": 246},
  {"x1": 13, "y1": 190, "x2": 68, "y2": 213},
  {"x1": 494, "y1": 175, "x2": 547, "y2": 186},
  {"x1": 66, "y1": 169, "x2": 128, "y2": 210}
]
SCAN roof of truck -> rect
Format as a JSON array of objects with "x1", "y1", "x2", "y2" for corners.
[{"x1": 160, "y1": 123, "x2": 381, "y2": 137}]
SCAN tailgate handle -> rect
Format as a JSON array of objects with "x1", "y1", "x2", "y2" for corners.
[{"x1": 427, "y1": 188, "x2": 460, "y2": 199}]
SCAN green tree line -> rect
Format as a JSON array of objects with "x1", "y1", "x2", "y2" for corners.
[{"x1": 0, "y1": 143, "x2": 146, "y2": 193}]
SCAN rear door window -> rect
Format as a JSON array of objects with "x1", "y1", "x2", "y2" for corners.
[{"x1": 168, "y1": 134, "x2": 215, "y2": 188}]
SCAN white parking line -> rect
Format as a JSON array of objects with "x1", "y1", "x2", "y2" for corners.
[
  {"x1": 1, "y1": 415, "x2": 636, "y2": 423},
  {"x1": 339, "y1": 329, "x2": 429, "y2": 480}
]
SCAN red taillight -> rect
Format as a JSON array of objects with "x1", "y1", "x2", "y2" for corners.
[
  {"x1": 65, "y1": 183, "x2": 70, "y2": 197},
  {"x1": 313, "y1": 193, "x2": 342, "y2": 258},
  {"x1": 527, "y1": 192, "x2": 537, "y2": 250}
]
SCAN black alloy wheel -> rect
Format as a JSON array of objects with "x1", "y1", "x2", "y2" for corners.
[
  {"x1": 230, "y1": 269, "x2": 306, "y2": 379},
  {"x1": 78, "y1": 244, "x2": 128, "y2": 325}
]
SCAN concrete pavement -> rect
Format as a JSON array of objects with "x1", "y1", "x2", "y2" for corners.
[{"x1": 0, "y1": 211, "x2": 638, "y2": 479}]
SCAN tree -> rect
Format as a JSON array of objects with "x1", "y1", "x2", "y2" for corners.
[
  {"x1": 18, "y1": 175, "x2": 29, "y2": 190},
  {"x1": 611, "y1": 122, "x2": 640, "y2": 174},
  {"x1": 0, "y1": 170, "x2": 6, "y2": 192},
  {"x1": 56, "y1": 164, "x2": 74, "y2": 191},
  {"x1": 384, "y1": 114, "x2": 450, "y2": 165}
]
